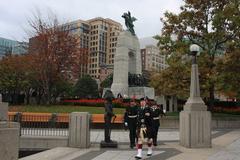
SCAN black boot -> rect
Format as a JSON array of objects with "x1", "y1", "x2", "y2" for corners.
[
  {"x1": 130, "y1": 143, "x2": 135, "y2": 149},
  {"x1": 153, "y1": 138, "x2": 157, "y2": 146}
]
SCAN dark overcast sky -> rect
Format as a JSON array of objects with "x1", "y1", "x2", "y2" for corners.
[{"x1": 0, "y1": 0, "x2": 183, "y2": 41}]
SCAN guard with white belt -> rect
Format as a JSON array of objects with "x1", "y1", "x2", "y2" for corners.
[
  {"x1": 151, "y1": 103, "x2": 166, "y2": 146},
  {"x1": 124, "y1": 99, "x2": 139, "y2": 148}
]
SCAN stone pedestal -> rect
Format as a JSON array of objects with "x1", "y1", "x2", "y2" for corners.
[
  {"x1": 180, "y1": 110, "x2": 211, "y2": 148},
  {"x1": 68, "y1": 112, "x2": 90, "y2": 148},
  {"x1": 129, "y1": 87, "x2": 155, "y2": 99},
  {"x1": 0, "y1": 102, "x2": 8, "y2": 121},
  {"x1": 104, "y1": 87, "x2": 155, "y2": 99},
  {"x1": 0, "y1": 122, "x2": 20, "y2": 160},
  {"x1": 111, "y1": 30, "x2": 142, "y2": 97}
]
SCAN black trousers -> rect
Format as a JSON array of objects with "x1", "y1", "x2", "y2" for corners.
[
  {"x1": 128, "y1": 118, "x2": 137, "y2": 146},
  {"x1": 104, "y1": 115, "x2": 112, "y2": 142},
  {"x1": 153, "y1": 120, "x2": 160, "y2": 144}
]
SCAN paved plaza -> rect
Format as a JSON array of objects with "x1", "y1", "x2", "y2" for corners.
[{"x1": 20, "y1": 129, "x2": 240, "y2": 160}]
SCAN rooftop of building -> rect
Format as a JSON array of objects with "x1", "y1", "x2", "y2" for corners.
[
  {"x1": 63, "y1": 19, "x2": 89, "y2": 26},
  {"x1": 87, "y1": 17, "x2": 122, "y2": 26}
]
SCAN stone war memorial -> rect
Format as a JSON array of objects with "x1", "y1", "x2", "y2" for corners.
[{"x1": 110, "y1": 11, "x2": 155, "y2": 99}]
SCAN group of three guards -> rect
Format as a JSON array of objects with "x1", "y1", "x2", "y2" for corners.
[
  {"x1": 104, "y1": 97, "x2": 165, "y2": 159},
  {"x1": 124, "y1": 98, "x2": 165, "y2": 159}
]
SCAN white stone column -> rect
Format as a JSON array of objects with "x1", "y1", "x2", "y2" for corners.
[
  {"x1": 180, "y1": 63, "x2": 211, "y2": 148},
  {"x1": 133, "y1": 36, "x2": 142, "y2": 75},
  {"x1": 111, "y1": 47, "x2": 129, "y2": 97},
  {"x1": 111, "y1": 31, "x2": 130, "y2": 97},
  {"x1": 111, "y1": 30, "x2": 142, "y2": 97},
  {"x1": 69, "y1": 112, "x2": 90, "y2": 148}
]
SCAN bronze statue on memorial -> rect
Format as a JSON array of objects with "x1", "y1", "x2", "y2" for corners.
[{"x1": 122, "y1": 11, "x2": 137, "y2": 36}]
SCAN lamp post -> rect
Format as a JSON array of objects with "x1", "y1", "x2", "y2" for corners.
[
  {"x1": 189, "y1": 44, "x2": 199, "y2": 64},
  {"x1": 179, "y1": 44, "x2": 211, "y2": 148},
  {"x1": 184, "y1": 44, "x2": 206, "y2": 110}
]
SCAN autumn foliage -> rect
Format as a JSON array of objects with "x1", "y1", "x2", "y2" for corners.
[{"x1": 0, "y1": 13, "x2": 87, "y2": 104}]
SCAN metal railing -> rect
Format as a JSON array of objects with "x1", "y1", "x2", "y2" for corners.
[{"x1": 8, "y1": 112, "x2": 69, "y2": 137}]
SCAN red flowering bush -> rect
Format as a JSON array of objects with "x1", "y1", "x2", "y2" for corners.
[
  {"x1": 62, "y1": 98, "x2": 130, "y2": 108},
  {"x1": 213, "y1": 106, "x2": 240, "y2": 115}
]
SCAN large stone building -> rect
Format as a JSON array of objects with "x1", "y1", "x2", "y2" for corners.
[
  {"x1": 0, "y1": 37, "x2": 28, "y2": 58},
  {"x1": 62, "y1": 20, "x2": 90, "y2": 80},
  {"x1": 141, "y1": 45, "x2": 168, "y2": 72}
]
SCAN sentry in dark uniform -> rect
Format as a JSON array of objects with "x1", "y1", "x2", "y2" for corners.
[
  {"x1": 151, "y1": 104, "x2": 166, "y2": 146},
  {"x1": 124, "y1": 100, "x2": 138, "y2": 148},
  {"x1": 151, "y1": 103, "x2": 161, "y2": 146},
  {"x1": 135, "y1": 98, "x2": 154, "y2": 159}
]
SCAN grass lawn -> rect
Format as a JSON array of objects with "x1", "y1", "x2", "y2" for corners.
[
  {"x1": 9, "y1": 105, "x2": 126, "y2": 114},
  {"x1": 165, "y1": 112, "x2": 179, "y2": 117}
]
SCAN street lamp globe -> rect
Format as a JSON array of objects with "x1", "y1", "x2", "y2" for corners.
[
  {"x1": 189, "y1": 44, "x2": 200, "y2": 64},
  {"x1": 190, "y1": 44, "x2": 200, "y2": 55}
]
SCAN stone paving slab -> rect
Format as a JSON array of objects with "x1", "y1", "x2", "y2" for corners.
[
  {"x1": 91, "y1": 150, "x2": 164, "y2": 160},
  {"x1": 208, "y1": 138, "x2": 240, "y2": 160},
  {"x1": 73, "y1": 148, "x2": 181, "y2": 160},
  {"x1": 90, "y1": 129, "x2": 219, "y2": 143},
  {"x1": 19, "y1": 147, "x2": 82, "y2": 160},
  {"x1": 20, "y1": 129, "x2": 239, "y2": 160},
  {"x1": 165, "y1": 129, "x2": 240, "y2": 160}
]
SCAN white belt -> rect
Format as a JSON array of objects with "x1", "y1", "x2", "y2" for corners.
[
  {"x1": 153, "y1": 117, "x2": 159, "y2": 120},
  {"x1": 128, "y1": 115, "x2": 137, "y2": 118}
]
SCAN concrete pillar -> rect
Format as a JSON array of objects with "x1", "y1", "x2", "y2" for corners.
[
  {"x1": 0, "y1": 122, "x2": 20, "y2": 160},
  {"x1": 180, "y1": 63, "x2": 211, "y2": 148},
  {"x1": 69, "y1": 112, "x2": 90, "y2": 148},
  {"x1": 180, "y1": 111, "x2": 211, "y2": 148},
  {"x1": 0, "y1": 102, "x2": 8, "y2": 121},
  {"x1": 0, "y1": 100, "x2": 20, "y2": 160}
]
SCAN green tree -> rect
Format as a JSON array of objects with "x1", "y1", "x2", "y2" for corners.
[
  {"x1": 154, "y1": 0, "x2": 240, "y2": 107},
  {"x1": 217, "y1": 48, "x2": 240, "y2": 99},
  {"x1": 52, "y1": 79, "x2": 73, "y2": 103},
  {"x1": 73, "y1": 75, "x2": 99, "y2": 98},
  {"x1": 150, "y1": 52, "x2": 190, "y2": 99},
  {"x1": 0, "y1": 54, "x2": 37, "y2": 104}
]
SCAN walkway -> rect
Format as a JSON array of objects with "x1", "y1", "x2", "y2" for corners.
[{"x1": 20, "y1": 129, "x2": 240, "y2": 160}]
